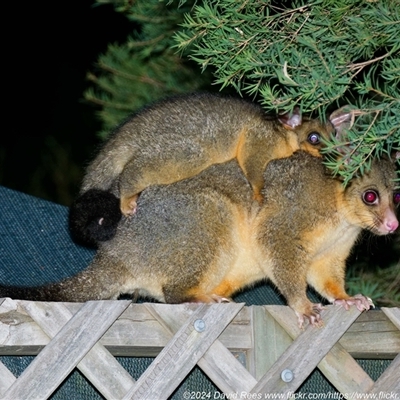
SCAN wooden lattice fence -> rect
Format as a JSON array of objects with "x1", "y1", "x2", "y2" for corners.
[{"x1": 0, "y1": 298, "x2": 399, "y2": 399}]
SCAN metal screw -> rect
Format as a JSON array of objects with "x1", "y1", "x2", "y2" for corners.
[
  {"x1": 193, "y1": 319, "x2": 206, "y2": 332},
  {"x1": 281, "y1": 369, "x2": 294, "y2": 382}
]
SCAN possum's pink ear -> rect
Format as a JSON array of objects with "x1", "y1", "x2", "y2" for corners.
[
  {"x1": 278, "y1": 107, "x2": 302, "y2": 130},
  {"x1": 329, "y1": 106, "x2": 362, "y2": 140}
]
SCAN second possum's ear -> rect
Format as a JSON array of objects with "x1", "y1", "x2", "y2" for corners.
[
  {"x1": 392, "y1": 150, "x2": 400, "y2": 162},
  {"x1": 329, "y1": 105, "x2": 363, "y2": 140},
  {"x1": 278, "y1": 107, "x2": 302, "y2": 130}
]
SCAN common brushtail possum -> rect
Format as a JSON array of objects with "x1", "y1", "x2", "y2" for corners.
[
  {"x1": 69, "y1": 93, "x2": 352, "y2": 246},
  {"x1": 2, "y1": 152, "x2": 398, "y2": 327}
]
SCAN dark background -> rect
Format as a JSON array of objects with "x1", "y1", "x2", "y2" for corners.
[
  {"x1": 1, "y1": 1, "x2": 133, "y2": 205},
  {"x1": 1, "y1": 1, "x2": 398, "y2": 303}
]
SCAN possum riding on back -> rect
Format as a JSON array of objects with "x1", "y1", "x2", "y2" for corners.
[{"x1": 69, "y1": 93, "x2": 351, "y2": 246}]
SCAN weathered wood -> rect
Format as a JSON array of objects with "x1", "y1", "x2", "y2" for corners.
[
  {"x1": 0, "y1": 302, "x2": 254, "y2": 356},
  {"x1": 265, "y1": 306, "x2": 400, "y2": 359},
  {"x1": 1, "y1": 302, "x2": 398, "y2": 358},
  {"x1": 123, "y1": 303, "x2": 244, "y2": 400},
  {"x1": 198, "y1": 340, "x2": 257, "y2": 395},
  {"x1": 22, "y1": 301, "x2": 135, "y2": 400},
  {"x1": 382, "y1": 307, "x2": 400, "y2": 330},
  {"x1": 0, "y1": 297, "x2": 48, "y2": 355},
  {"x1": 340, "y1": 309, "x2": 400, "y2": 358},
  {"x1": 1, "y1": 300, "x2": 399, "y2": 399},
  {"x1": 145, "y1": 303, "x2": 258, "y2": 395},
  {"x1": 251, "y1": 305, "x2": 362, "y2": 395},
  {"x1": 248, "y1": 306, "x2": 292, "y2": 380},
  {"x1": 2, "y1": 301, "x2": 130, "y2": 400},
  {"x1": 266, "y1": 305, "x2": 375, "y2": 394},
  {"x1": 368, "y1": 352, "x2": 400, "y2": 395},
  {"x1": 0, "y1": 362, "x2": 15, "y2": 398}
]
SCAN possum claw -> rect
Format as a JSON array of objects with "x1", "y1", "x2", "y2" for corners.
[
  {"x1": 334, "y1": 294, "x2": 374, "y2": 312},
  {"x1": 295, "y1": 303, "x2": 325, "y2": 329},
  {"x1": 188, "y1": 294, "x2": 233, "y2": 303},
  {"x1": 211, "y1": 294, "x2": 232, "y2": 303}
]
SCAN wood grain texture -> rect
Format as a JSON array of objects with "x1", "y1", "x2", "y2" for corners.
[
  {"x1": 265, "y1": 305, "x2": 375, "y2": 394},
  {"x1": 0, "y1": 301, "x2": 399, "y2": 399},
  {"x1": 251, "y1": 305, "x2": 362, "y2": 395},
  {"x1": 145, "y1": 303, "x2": 257, "y2": 395},
  {"x1": 22, "y1": 301, "x2": 134, "y2": 400},
  {"x1": 2, "y1": 301, "x2": 130, "y2": 400},
  {"x1": 123, "y1": 303, "x2": 244, "y2": 400},
  {"x1": 368, "y1": 352, "x2": 400, "y2": 394},
  {"x1": 1, "y1": 302, "x2": 397, "y2": 358}
]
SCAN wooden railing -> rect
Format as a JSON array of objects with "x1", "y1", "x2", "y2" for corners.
[{"x1": 0, "y1": 298, "x2": 399, "y2": 399}]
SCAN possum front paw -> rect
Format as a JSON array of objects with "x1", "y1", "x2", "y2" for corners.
[
  {"x1": 295, "y1": 303, "x2": 325, "y2": 329},
  {"x1": 334, "y1": 294, "x2": 374, "y2": 312}
]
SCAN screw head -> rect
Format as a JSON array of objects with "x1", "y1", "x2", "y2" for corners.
[
  {"x1": 193, "y1": 319, "x2": 206, "y2": 332},
  {"x1": 281, "y1": 369, "x2": 294, "y2": 382}
]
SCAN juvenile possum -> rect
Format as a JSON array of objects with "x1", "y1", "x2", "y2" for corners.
[
  {"x1": 69, "y1": 93, "x2": 351, "y2": 246},
  {"x1": 2, "y1": 152, "x2": 399, "y2": 327}
]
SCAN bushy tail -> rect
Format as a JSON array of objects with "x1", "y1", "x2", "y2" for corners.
[
  {"x1": 0, "y1": 283, "x2": 70, "y2": 302},
  {"x1": 0, "y1": 258, "x2": 131, "y2": 302},
  {"x1": 68, "y1": 189, "x2": 122, "y2": 247}
]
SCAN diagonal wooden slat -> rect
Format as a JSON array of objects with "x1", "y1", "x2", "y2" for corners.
[
  {"x1": 198, "y1": 339, "x2": 257, "y2": 394},
  {"x1": 22, "y1": 301, "x2": 134, "y2": 400},
  {"x1": 373, "y1": 307, "x2": 400, "y2": 393},
  {"x1": 247, "y1": 306, "x2": 292, "y2": 380},
  {"x1": 146, "y1": 303, "x2": 258, "y2": 395},
  {"x1": 382, "y1": 307, "x2": 400, "y2": 330},
  {"x1": 368, "y1": 352, "x2": 400, "y2": 395},
  {"x1": 2, "y1": 300, "x2": 129, "y2": 400},
  {"x1": 251, "y1": 305, "x2": 362, "y2": 395},
  {"x1": 0, "y1": 362, "x2": 16, "y2": 397},
  {"x1": 0, "y1": 298, "x2": 28, "y2": 397},
  {"x1": 123, "y1": 303, "x2": 244, "y2": 400},
  {"x1": 266, "y1": 305, "x2": 375, "y2": 394}
]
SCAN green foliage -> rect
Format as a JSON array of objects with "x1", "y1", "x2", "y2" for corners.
[
  {"x1": 85, "y1": 0, "x2": 211, "y2": 139},
  {"x1": 346, "y1": 262, "x2": 400, "y2": 307},
  {"x1": 174, "y1": 0, "x2": 400, "y2": 183},
  {"x1": 346, "y1": 233, "x2": 400, "y2": 307},
  {"x1": 87, "y1": 0, "x2": 399, "y2": 183},
  {"x1": 85, "y1": 0, "x2": 399, "y2": 302},
  {"x1": 322, "y1": 98, "x2": 400, "y2": 187}
]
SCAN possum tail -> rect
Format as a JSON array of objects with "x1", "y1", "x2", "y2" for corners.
[
  {"x1": 68, "y1": 189, "x2": 122, "y2": 247},
  {"x1": 0, "y1": 258, "x2": 133, "y2": 302}
]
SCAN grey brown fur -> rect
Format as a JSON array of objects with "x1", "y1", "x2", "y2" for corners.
[
  {"x1": 70, "y1": 93, "x2": 349, "y2": 245},
  {"x1": 2, "y1": 152, "x2": 398, "y2": 327}
]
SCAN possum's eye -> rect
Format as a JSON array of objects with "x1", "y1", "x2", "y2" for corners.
[
  {"x1": 362, "y1": 190, "x2": 379, "y2": 205},
  {"x1": 394, "y1": 192, "x2": 400, "y2": 205},
  {"x1": 307, "y1": 132, "x2": 320, "y2": 145}
]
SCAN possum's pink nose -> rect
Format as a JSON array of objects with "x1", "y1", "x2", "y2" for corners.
[
  {"x1": 386, "y1": 219, "x2": 399, "y2": 233},
  {"x1": 380, "y1": 208, "x2": 399, "y2": 234}
]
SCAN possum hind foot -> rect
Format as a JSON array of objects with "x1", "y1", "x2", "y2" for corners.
[
  {"x1": 188, "y1": 294, "x2": 233, "y2": 303},
  {"x1": 120, "y1": 194, "x2": 139, "y2": 217},
  {"x1": 334, "y1": 294, "x2": 374, "y2": 312},
  {"x1": 295, "y1": 303, "x2": 325, "y2": 329}
]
